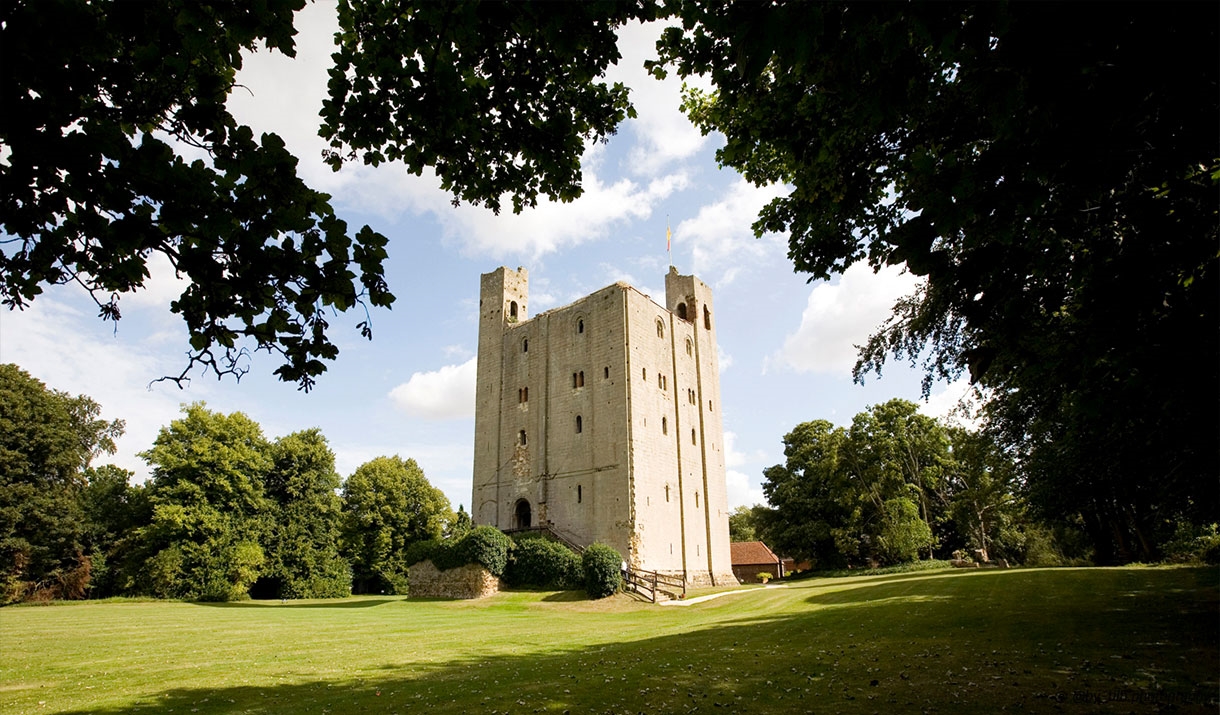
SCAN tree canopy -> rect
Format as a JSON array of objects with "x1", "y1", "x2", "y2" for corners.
[
  {"x1": 762, "y1": 400, "x2": 1026, "y2": 568},
  {"x1": 653, "y1": 3, "x2": 1218, "y2": 560},
  {"x1": 1, "y1": 0, "x2": 392, "y2": 390},
  {"x1": 340, "y1": 455, "x2": 452, "y2": 594},
  {"x1": 0, "y1": 363, "x2": 124, "y2": 601}
]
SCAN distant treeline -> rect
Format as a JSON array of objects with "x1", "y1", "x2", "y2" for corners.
[
  {"x1": 730, "y1": 399, "x2": 1219, "y2": 570},
  {"x1": 1, "y1": 364, "x2": 461, "y2": 604}
]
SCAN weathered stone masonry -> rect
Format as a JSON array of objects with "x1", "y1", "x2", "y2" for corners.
[{"x1": 472, "y1": 266, "x2": 735, "y2": 586}]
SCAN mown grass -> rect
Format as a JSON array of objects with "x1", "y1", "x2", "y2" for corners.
[{"x1": 1, "y1": 566, "x2": 1215, "y2": 714}]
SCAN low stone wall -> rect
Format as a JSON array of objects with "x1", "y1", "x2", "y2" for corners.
[{"x1": 408, "y1": 560, "x2": 500, "y2": 599}]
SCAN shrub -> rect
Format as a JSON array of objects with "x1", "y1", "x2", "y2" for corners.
[
  {"x1": 404, "y1": 539, "x2": 444, "y2": 569},
  {"x1": 581, "y1": 543, "x2": 622, "y2": 599},
  {"x1": 756, "y1": 572, "x2": 772, "y2": 583},
  {"x1": 1163, "y1": 522, "x2": 1220, "y2": 564},
  {"x1": 459, "y1": 526, "x2": 512, "y2": 577},
  {"x1": 405, "y1": 526, "x2": 512, "y2": 577},
  {"x1": 505, "y1": 538, "x2": 581, "y2": 589}
]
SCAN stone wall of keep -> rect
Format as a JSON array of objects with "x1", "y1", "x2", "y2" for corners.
[{"x1": 471, "y1": 267, "x2": 734, "y2": 585}]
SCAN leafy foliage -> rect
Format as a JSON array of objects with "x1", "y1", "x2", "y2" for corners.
[
  {"x1": 341, "y1": 456, "x2": 451, "y2": 594},
  {"x1": 460, "y1": 525, "x2": 512, "y2": 578},
  {"x1": 404, "y1": 526, "x2": 513, "y2": 581},
  {"x1": 255, "y1": 429, "x2": 350, "y2": 599},
  {"x1": 323, "y1": 1, "x2": 658, "y2": 214},
  {"x1": 505, "y1": 537, "x2": 581, "y2": 590},
  {"x1": 581, "y1": 542, "x2": 622, "y2": 599},
  {"x1": 1, "y1": 1, "x2": 394, "y2": 389},
  {"x1": 728, "y1": 505, "x2": 769, "y2": 543},
  {"x1": 763, "y1": 400, "x2": 1027, "y2": 568},
  {"x1": 78, "y1": 464, "x2": 150, "y2": 598},
  {"x1": 0, "y1": 364, "x2": 124, "y2": 602},
  {"x1": 653, "y1": 3, "x2": 1218, "y2": 562},
  {"x1": 136, "y1": 403, "x2": 273, "y2": 601}
]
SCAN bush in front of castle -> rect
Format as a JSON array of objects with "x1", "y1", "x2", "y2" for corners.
[
  {"x1": 504, "y1": 538, "x2": 582, "y2": 590},
  {"x1": 582, "y1": 543, "x2": 623, "y2": 599}
]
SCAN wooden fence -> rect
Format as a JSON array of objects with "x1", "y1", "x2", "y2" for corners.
[{"x1": 622, "y1": 567, "x2": 686, "y2": 603}]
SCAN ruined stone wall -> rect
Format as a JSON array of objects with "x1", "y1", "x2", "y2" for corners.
[{"x1": 408, "y1": 561, "x2": 500, "y2": 599}]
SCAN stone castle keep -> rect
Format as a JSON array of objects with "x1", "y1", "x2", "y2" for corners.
[{"x1": 472, "y1": 266, "x2": 736, "y2": 586}]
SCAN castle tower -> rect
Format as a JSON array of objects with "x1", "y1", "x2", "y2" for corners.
[{"x1": 472, "y1": 266, "x2": 735, "y2": 586}]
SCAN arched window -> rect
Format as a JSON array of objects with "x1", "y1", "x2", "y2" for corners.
[
  {"x1": 686, "y1": 338, "x2": 692, "y2": 356},
  {"x1": 518, "y1": 429, "x2": 527, "y2": 446},
  {"x1": 577, "y1": 318, "x2": 585, "y2": 334},
  {"x1": 604, "y1": 366, "x2": 609, "y2": 379},
  {"x1": 677, "y1": 303, "x2": 688, "y2": 320},
  {"x1": 509, "y1": 301, "x2": 518, "y2": 320},
  {"x1": 573, "y1": 371, "x2": 584, "y2": 388},
  {"x1": 577, "y1": 485, "x2": 582, "y2": 503},
  {"x1": 662, "y1": 417, "x2": 668, "y2": 435},
  {"x1": 665, "y1": 484, "x2": 670, "y2": 502},
  {"x1": 695, "y1": 492, "x2": 700, "y2": 509},
  {"x1": 523, "y1": 338, "x2": 529, "y2": 353},
  {"x1": 703, "y1": 305, "x2": 711, "y2": 330},
  {"x1": 576, "y1": 415, "x2": 583, "y2": 433},
  {"x1": 656, "y1": 319, "x2": 665, "y2": 338},
  {"x1": 691, "y1": 428, "x2": 697, "y2": 445}
]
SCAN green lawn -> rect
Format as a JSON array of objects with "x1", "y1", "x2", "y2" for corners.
[{"x1": 2, "y1": 567, "x2": 1216, "y2": 714}]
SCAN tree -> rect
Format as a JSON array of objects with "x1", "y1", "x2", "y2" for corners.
[
  {"x1": 652, "y1": 3, "x2": 1218, "y2": 562},
  {"x1": 843, "y1": 400, "x2": 950, "y2": 561},
  {"x1": 79, "y1": 464, "x2": 150, "y2": 598},
  {"x1": 137, "y1": 403, "x2": 272, "y2": 601},
  {"x1": 445, "y1": 504, "x2": 473, "y2": 542},
  {"x1": 2, "y1": 1, "x2": 393, "y2": 390},
  {"x1": 257, "y1": 429, "x2": 350, "y2": 599},
  {"x1": 0, "y1": 364, "x2": 123, "y2": 602},
  {"x1": 763, "y1": 402, "x2": 960, "y2": 567},
  {"x1": 944, "y1": 428, "x2": 1021, "y2": 563},
  {"x1": 760, "y1": 420, "x2": 852, "y2": 567},
  {"x1": 728, "y1": 505, "x2": 770, "y2": 543},
  {"x1": 340, "y1": 456, "x2": 451, "y2": 595}
]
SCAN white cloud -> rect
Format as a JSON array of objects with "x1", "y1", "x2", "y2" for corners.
[
  {"x1": 682, "y1": 179, "x2": 790, "y2": 285},
  {"x1": 723, "y1": 432, "x2": 764, "y2": 508},
  {"x1": 228, "y1": 1, "x2": 342, "y2": 190},
  {"x1": 919, "y1": 378, "x2": 984, "y2": 429},
  {"x1": 388, "y1": 358, "x2": 477, "y2": 420},
  {"x1": 444, "y1": 165, "x2": 687, "y2": 260},
  {"x1": 717, "y1": 345, "x2": 733, "y2": 373},
  {"x1": 771, "y1": 263, "x2": 923, "y2": 376},
  {"x1": 606, "y1": 21, "x2": 713, "y2": 177},
  {"x1": 0, "y1": 297, "x2": 196, "y2": 483},
  {"x1": 122, "y1": 252, "x2": 191, "y2": 311}
]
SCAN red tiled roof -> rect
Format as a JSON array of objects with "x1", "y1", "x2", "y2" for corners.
[{"x1": 730, "y1": 541, "x2": 781, "y2": 567}]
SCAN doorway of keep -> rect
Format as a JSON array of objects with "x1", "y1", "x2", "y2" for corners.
[{"x1": 514, "y1": 499, "x2": 532, "y2": 529}]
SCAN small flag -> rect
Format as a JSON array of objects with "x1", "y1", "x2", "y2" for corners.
[{"x1": 666, "y1": 222, "x2": 672, "y2": 252}]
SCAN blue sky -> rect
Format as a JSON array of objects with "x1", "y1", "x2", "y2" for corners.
[{"x1": 0, "y1": 5, "x2": 974, "y2": 512}]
